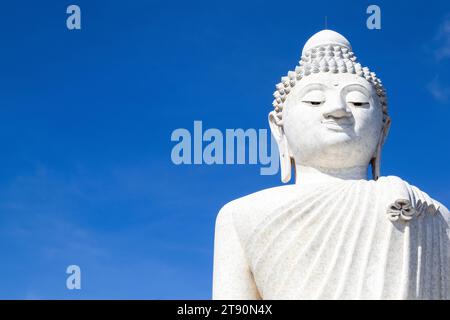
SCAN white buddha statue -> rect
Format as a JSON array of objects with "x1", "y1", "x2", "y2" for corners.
[{"x1": 212, "y1": 29, "x2": 450, "y2": 300}]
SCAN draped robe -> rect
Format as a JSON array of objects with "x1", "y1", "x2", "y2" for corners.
[{"x1": 231, "y1": 176, "x2": 450, "y2": 299}]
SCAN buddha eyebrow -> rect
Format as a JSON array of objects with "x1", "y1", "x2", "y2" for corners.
[
  {"x1": 299, "y1": 83, "x2": 328, "y2": 94},
  {"x1": 341, "y1": 84, "x2": 370, "y2": 95}
]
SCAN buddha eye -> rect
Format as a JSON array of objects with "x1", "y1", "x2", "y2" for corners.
[
  {"x1": 346, "y1": 91, "x2": 369, "y2": 108},
  {"x1": 305, "y1": 101, "x2": 322, "y2": 106},
  {"x1": 301, "y1": 90, "x2": 325, "y2": 106},
  {"x1": 348, "y1": 102, "x2": 369, "y2": 107}
]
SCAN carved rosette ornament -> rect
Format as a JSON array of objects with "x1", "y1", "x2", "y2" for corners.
[
  {"x1": 386, "y1": 199, "x2": 440, "y2": 222},
  {"x1": 386, "y1": 199, "x2": 416, "y2": 222}
]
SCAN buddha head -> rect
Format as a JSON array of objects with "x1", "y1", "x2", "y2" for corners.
[{"x1": 269, "y1": 30, "x2": 391, "y2": 183}]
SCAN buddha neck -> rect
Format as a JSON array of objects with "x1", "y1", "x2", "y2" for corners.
[{"x1": 294, "y1": 164, "x2": 368, "y2": 187}]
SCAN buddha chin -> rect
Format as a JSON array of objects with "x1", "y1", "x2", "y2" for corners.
[{"x1": 292, "y1": 136, "x2": 375, "y2": 171}]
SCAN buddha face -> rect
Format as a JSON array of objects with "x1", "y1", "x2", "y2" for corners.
[{"x1": 280, "y1": 72, "x2": 384, "y2": 170}]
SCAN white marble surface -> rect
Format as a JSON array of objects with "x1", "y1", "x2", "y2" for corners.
[{"x1": 212, "y1": 29, "x2": 450, "y2": 300}]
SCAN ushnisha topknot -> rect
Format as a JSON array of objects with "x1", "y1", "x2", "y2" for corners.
[{"x1": 272, "y1": 30, "x2": 388, "y2": 127}]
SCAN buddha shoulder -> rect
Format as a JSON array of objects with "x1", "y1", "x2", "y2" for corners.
[
  {"x1": 215, "y1": 185, "x2": 303, "y2": 245},
  {"x1": 373, "y1": 175, "x2": 450, "y2": 221}
]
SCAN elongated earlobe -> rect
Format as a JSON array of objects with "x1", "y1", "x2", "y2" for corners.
[
  {"x1": 269, "y1": 111, "x2": 292, "y2": 183},
  {"x1": 279, "y1": 132, "x2": 292, "y2": 183},
  {"x1": 371, "y1": 116, "x2": 391, "y2": 180},
  {"x1": 371, "y1": 147, "x2": 381, "y2": 181}
]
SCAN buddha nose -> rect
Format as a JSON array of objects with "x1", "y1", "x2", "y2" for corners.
[{"x1": 322, "y1": 98, "x2": 351, "y2": 119}]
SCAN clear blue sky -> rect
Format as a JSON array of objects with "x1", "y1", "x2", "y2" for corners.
[{"x1": 0, "y1": 0, "x2": 449, "y2": 299}]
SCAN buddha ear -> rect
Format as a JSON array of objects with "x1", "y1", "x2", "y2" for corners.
[
  {"x1": 371, "y1": 115, "x2": 391, "y2": 180},
  {"x1": 269, "y1": 111, "x2": 292, "y2": 183}
]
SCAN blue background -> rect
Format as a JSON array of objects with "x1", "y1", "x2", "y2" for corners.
[{"x1": 0, "y1": 0, "x2": 449, "y2": 299}]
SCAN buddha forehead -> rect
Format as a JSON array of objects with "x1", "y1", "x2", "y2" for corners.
[{"x1": 293, "y1": 72, "x2": 376, "y2": 93}]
